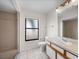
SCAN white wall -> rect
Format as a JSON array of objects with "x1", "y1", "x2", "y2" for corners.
[
  {"x1": 17, "y1": 11, "x2": 20, "y2": 52},
  {"x1": 19, "y1": 10, "x2": 46, "y2": 52},
  {"x1": 46, "y1": 9, "x2": 58, "y2": 38},
  {"x1": 58, "y1": 6, "x2": 78, "y2": 37},
  {"x1": 58, "y1": 15, "x2": 62, "y2": 37}
]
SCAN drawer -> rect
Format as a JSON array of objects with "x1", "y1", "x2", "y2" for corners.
[
  {"x1": 67, "y1": 52, "x2": 78, "y2": 59},
  {"x1": 57, "y1": 53, "x2": 64, "y2": 59},
  {"x1": 46, "y1": 45, "x2": 55, "y2": 59},
  {"x1": 51, "y1": 44, "x2": 64, "y2": 53}
]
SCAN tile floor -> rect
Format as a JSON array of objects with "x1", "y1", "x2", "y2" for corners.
[{"x1": 15, "y1": 48, "x2": 49, "y2": 59}]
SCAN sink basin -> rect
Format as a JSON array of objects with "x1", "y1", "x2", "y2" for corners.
[{"x1": 61, "y1": 40, "x2": 72, "y2": 46}]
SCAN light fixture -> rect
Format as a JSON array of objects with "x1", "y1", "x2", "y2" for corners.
[
  {"x1": 56, "y1": 0, "x2": 76, "y2": 13},
  {"x1": 56, "y1": 7, "x2": 64, "y2": 13},
  {"x1": 71, "y1": 0, "x2": 75, "y2": 3}
]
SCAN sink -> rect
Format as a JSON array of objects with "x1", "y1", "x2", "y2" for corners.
[{"x1": 61, "y1": 39, "x2": 72, "y2": 46}]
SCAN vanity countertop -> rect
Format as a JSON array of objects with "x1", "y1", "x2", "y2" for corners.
[{"x1": 46, "y1": 38, "x2": 78, "y2": 56}]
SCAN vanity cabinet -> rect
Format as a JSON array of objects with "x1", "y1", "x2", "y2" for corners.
[
  {"x1": 46, "y1": 41, "x2": 78, "y2": 59},
  {"x1": 67, "y1": 52, "x2": 78, "y2": 59},
  {"x1": 46, "y1": 45, "x2": 55, "y2": 59},
  {"x1": 57, "y1": 53, "x2": 64, "y2": 59}
]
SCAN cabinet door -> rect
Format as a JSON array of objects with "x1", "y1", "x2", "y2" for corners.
[
  {"x1": 46, "y1": 45, "x2": 55, "y2": 59},
  {"x1": 57, "y1": 53, "x2": 64, "y2": 59},
  {"x1": 51, "y1": 44, "x2": 64, "y2": 53},
  {"x1": 67, "y1": 52, "x2": 78, "y2": 59}
]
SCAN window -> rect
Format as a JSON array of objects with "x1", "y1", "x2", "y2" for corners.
[{"x1": 25, "y1": 18, "x2": 39, "y2": 41}]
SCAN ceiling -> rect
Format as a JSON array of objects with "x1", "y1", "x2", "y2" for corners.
[
  {"x1": 0, "y1": 0, "x2": 65, "y2": 14},
  {"x1": 0, "y1": 0, "x2": 16, "y2": 13},
  {"x1": 18, "y1": 0, "x2": 64, "y2": 14}
]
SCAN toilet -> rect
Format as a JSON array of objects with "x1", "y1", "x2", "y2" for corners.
[
  {"x1": 38, "y1": 42, "x2": 47, "y2": 52},
  {"x1": 38, "y1": 36, "x2": 48, "y2": 52}
]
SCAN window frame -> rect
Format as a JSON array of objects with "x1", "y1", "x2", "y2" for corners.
[{"x1": 25, "y1": 18, "x2": 39, "y2": 41}]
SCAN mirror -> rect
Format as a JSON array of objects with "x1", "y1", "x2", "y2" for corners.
[
  {"x1": 57, "y1": 6, "x2": 78, "y2": 40},
  {"x1": 63, "y1": 18, "x2": 78, "y2": 39}
]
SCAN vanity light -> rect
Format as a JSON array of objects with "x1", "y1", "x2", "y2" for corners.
[
  {"x1": 56, "y1": 0, "x2": 76, "y2": 13},
  {"x1": 71, "y1": 0, "x2": 75, "y2": 3},
  {"x1": 56, "y1": 0, "x2": 71, "y2": 13},
  {"x1": 56, "y1": 7, "x2": 64, "y2": 13},
  {"x1": 56, "y1": 9, "x2": 60, "y2": 13},
  {"x1": 56, "y1": 9, "x2": 59, "y2": 12}
]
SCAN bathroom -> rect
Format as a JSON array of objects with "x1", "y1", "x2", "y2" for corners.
[{"x1": 0, "y1": 0, "x2": 78, "y2": 59}]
